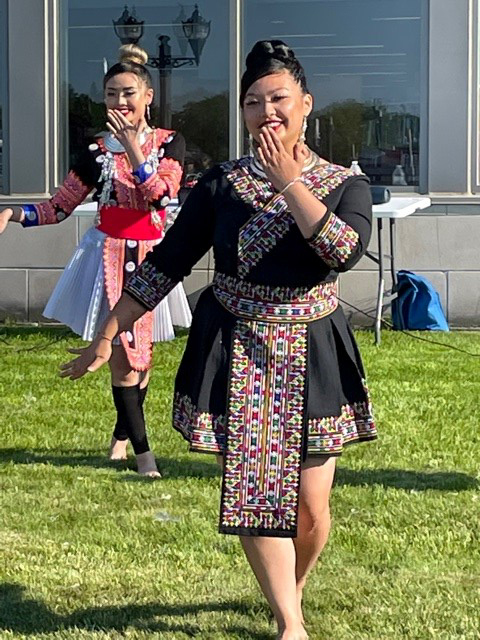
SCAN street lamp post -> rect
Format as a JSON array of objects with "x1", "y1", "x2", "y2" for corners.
[
  {"x1": 113, "y1": 4, "x2": 211, "y2": 128},
  {"x1": 113, "y1": 5, "x2": 144, "y2": 44}
]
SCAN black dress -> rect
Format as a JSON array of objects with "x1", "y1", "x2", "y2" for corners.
[{"x1": 124, "y1": 154, "x2": 377, "y2": 537}]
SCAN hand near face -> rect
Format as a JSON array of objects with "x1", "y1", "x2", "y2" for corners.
[
  {"x1": 106, "y1": 109, "x2": 145, "y2": 150},
  {"x1": 257, "y1": 127, "x2": 309, "y2": 192}
]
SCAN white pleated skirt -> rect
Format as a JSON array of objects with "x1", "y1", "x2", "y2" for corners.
[{"x1": 43, "y1": 226, "x2": 192, "y2": 342}]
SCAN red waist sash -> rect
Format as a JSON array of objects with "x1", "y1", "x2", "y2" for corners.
[{"x1": 97, "y1": 206, "x2": 164, "y2": 240}]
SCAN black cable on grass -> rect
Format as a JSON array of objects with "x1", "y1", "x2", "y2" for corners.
[
  {"x1": 338, "y1": 296, "x2": 480, "y2": 358},
  {"x1": 0, "y1": 327, "x2": 72, "y2": 354}
]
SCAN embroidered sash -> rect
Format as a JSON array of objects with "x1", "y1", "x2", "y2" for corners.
[
  {"x1": 213, "y1": 273, "x2": 338, "y2": 536},
  {"x1": 220, "y1": 319, "x2": 307, "y2": 536},
  {"x1": 213, "y1": 272, "x2": 338, "y2": 323}
]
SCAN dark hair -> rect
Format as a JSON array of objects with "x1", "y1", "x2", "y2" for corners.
[
  {"x1": 103, "y1": 44, "x2": 153, "y2": 90},
  {"x1": 240, "y1": 40, "x2": 308, "y2": 107}
]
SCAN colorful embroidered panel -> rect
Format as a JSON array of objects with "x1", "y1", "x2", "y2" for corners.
[
  {"x1": 307, "y1": 399, "x2": 377, "y2": 455},
  {"x1": 138, "y1": 155, "x2": 183, "y2": 202},
  {"x1": 213, "y1": 272, "x2": 338, "y2": 323},
  {"x1": 28, "y1": 171, "x2": 92, "y2": 226},
  {"x1": 124, "y1": 260, "x2": 178, "y2": 311},
  {"x1": 223, "y1": 159, "x2": 355, "y2": 277},
  {"x1": 173, "y1": 392, "x2": 227, "y2": 453},
  {"x1": 173, "y1": 394, "x2": 376, "y2": 458},
  {"x1": 98, "y1": 129, "x2": 181, "y2": 211},
  {"x1": 220, "y1": 319, "x2": 307, "y2": 536},
  {"x1": 103, "y1": 237, "x2": 157, "y2": 371},
  {"x1": 308, "y1": 211, "x2": 359, "y2": 268},
  {"x1": 222, "y1": 157, "x2": 275, "y2": 211}
]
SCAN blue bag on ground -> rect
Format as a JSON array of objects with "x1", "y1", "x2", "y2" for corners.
[{"x1": 392, "y1": 270, "x2": 449, "y2": 331}]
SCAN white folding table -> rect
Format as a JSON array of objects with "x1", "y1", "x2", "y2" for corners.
[
  {"x1": 368, "y1": 196, "x2": 431, "y2": 344},
  {"x1": 74, "y1": 199, "x2": 180, "y2": 218}
]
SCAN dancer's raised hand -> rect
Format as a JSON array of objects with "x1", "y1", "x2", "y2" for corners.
[
  {"x1": 106, "y1": 109, "x2": 144, "y2": 150},
  {"x1": 257, "y1": 126, "x2": 309, "y2": 192}
]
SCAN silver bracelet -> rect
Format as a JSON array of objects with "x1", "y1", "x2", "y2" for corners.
[{"x1": 278, "y1": 176, "x2": 303, "y2": 196}]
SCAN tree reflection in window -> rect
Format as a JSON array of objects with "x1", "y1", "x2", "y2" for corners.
[
  {"x1": 66, "y1": 0, "x2": 229, "y2": 182},
  {"x1": 245, "y1": 0, "x2": 424, "y2": 187},
  {"x1": 309, "y1": 100, "x2": 420, "y2": 186}
]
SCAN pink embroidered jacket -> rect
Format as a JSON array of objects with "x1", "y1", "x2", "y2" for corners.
[{"x1": 21, "y1": 129, "x2": 185, "y2": 227}]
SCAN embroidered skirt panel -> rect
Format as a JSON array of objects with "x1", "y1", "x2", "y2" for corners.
[{"x1": 172, "y1": 279, "x2": 376, "y2": 537}]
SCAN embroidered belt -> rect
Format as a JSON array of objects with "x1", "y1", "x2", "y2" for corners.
[
  {"x1": 212, "y1": 272, "x2": 338, "y2": 323},
  {"x1": 97, "y1": 206, "x2": 164, "y2": 240}
]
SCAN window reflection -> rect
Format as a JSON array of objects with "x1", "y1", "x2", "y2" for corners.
[
  {"x1": 65, "y1": 1, "x2": 229, "y2": 177},
  {"x1": 245, "y1": 0, "x2": 424, "y2": 187}
]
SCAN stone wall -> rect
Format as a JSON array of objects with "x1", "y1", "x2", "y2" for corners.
[{"x1": 339, "y1": 206, "x2": 480, "y2": 328}]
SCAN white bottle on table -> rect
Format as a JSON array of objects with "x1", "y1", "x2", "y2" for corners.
[
  {"x1": 350, "y1": 160, "x2": 363, "y2": 175},
  {"x1": 392, "y1": 164, "x2": 407, "y2": 186}
]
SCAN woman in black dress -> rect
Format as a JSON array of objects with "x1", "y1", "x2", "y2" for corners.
[{"x1": 61, "y1": 40, "x2": 377, "y2": 640}]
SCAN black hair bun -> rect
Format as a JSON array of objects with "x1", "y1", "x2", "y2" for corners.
[
  {"x1": 240, "y1": 39, "x2": 308, "y2": 106},
  {"x1": 245, "y1": 40, "x2": 296, "y2": 69}
]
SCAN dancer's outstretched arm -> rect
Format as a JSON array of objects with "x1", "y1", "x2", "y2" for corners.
[
  {"x1": 0, "y1": 206, "x2": 25, "y2": 233},
  {"x1": 60, "y1": 162, "x2": 218, "y2": 380},
  {"x1": 59, "y1": 294, "x2": 145, "y2": 380}
]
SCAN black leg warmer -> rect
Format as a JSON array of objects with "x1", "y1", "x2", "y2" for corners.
[
  {"x1": 112, "y1": 384, "x2": 149, "y2": 442},
  {"x1": 111, "y1": 385, "x2": 150, "y2": 455}
]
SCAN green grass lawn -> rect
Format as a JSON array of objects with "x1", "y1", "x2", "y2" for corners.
[{"x1": 0, "y1": 327, "x2": 479, "y2": 639}]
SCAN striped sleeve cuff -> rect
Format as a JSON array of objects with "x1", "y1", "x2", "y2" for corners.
[
  {"x1": 124, "y1": 261, "x2": 178, "y2": 311},
  {"x1": 307, "y1": 211, "x2": 359, "y2": 268},
  {"x1": 21, "y1": 205, "x2": 40, "y2": 228},
  {"x1": 132, "y1": 161, "x2": 156, "y2": 185}
]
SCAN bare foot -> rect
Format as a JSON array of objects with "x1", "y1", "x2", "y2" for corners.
[
  {"x1": 109, "y1": 437, "x2": 128, "y2": 460},
  {"x1": 136, "y1": 451, "x2": 161, "y2": 478},
  {"x1": 276, "y1": 627, "x2": 308, "y2": 640}
]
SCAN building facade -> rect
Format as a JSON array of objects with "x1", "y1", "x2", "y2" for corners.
[{"x1": 0, "y1": 0, "x2": 479, "y2": 326}]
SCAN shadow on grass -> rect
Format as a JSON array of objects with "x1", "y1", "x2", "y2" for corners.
[
  {"x1": 2, "y1": 449, "x2": 477, "y2": 490},
  {"x1": 335, "y1": 466, "x2": 479, "y2": 491},
  {"x1": 0, "y1": 583, "x2": 271, "y2": 638},
  {"x1": 0, "y1": 448, "x2": 220, "y2": 479}
]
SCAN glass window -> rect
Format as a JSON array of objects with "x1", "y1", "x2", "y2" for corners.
[
  {"x1": 0, "y1": 0, "x2": 7, "y2": 193},
  {"x1": 64, "y1": 1, "x2": 229, "y2": 177},
  {"x1": 244, "y1": 0, "x2": 425, "y2": 187}
]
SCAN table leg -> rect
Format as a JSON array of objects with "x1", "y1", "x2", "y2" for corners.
[
  {"x1": 374, "y1": 218, "x2": 384, "y2": 345},
  {"x1": 390, "y1": 218, "x2": 398, "y2": 291}
]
